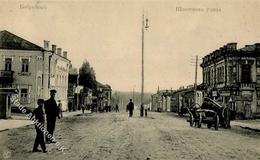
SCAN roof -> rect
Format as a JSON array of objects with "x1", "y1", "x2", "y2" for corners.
[
  {"x1": 0, "y1": 30, "x2": 43, "y2": 51},
  {"x1": 239, "y1": 45, "x2": 256, "y2": 52},
  {"x1": 97, "y1": 81, "x2": 111, "y2": 89}
]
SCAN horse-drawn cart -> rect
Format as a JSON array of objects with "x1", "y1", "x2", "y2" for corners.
[{"x1": 187, "y1": 97, "x2": 235, "y2": 130}]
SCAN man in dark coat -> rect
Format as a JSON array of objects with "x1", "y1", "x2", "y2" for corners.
[
  {"x1": 44, "y1": 89, "x2": 60, "y2": 143},
  {"x1": 140, "y1": 104, "x2": 144, "y2": 117},
  {"x1": 32, "y1": 99, "x2": 47, "y2": 153},
  {"x1": 115, "y1": 104, "x2": 119, "y2": 112},
  {"x1": 127, "y1": 99, "x2": 134, "y2": 117}
]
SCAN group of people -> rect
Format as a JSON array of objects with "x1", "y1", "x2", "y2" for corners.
[
  {"x1": 32, "y1": 89, "x2": 62, "y2": 153},
  {"x1": 126, "y1": 99, "x2": 148, "y2": 117}
]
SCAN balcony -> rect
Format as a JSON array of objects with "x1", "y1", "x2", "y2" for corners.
[
  {"x1": 0, "y1": 70, "x2": 14, "y2": 84},
  {"x1": 240, "y1": 83, "x2": 255, "y2": 91}
]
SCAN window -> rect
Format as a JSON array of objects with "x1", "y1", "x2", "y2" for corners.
[
  {"x1": 233, "y1": 66, "x2": 236, "y2": 73},
  {"x1": 257, "y1": 91, "x2": 260, "y2": 98},
  {"x1": 21, "y1": 59, "x2": 29, "y2": 72},
  {"x1": 20, "y1": 89, "x2": 28, "y2": 103},
  {"x1": 241, "y1": 65, "x2": 251, "y2": 83},
  {"x1": 257, "y1": 60, "x2": 260, "y2": 66},
  {"x1": 217, "y1": 66, "x2": 224, "y2": 83},
  {"x1": 5, "y1": 58, "x2": 12, "y2": 71},
  {"x1": 257, "y1": 76, "x2": 260, "y2": 83},
  {"x1": 257, "y1": 67, "x2": 260, "y2": 73}
]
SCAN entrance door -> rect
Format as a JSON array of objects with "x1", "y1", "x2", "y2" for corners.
[
  {"x1": 0, "y1": 94, "x2": 6, "y2": 119},
  {"x1": 244, "y1": 101, "x2": 252, "y2": 119}
]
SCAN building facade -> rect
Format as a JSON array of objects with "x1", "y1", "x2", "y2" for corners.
[
  {"x1": 151, "y1": 86, "x2": 203, "y2": 113},
  {"x1": 96, "y1": 82, "x2": 112, "y2": 112},
  {"x1": 201, "y1": 43, "x2": 260, "y2": 118},
  {"x1": 0, "y1": 30, "x2": 70, "y2": 110}
]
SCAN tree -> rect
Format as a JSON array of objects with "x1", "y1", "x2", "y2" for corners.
[{"x1": 79, "y1": 60, "x2": 97, "y2": 90}]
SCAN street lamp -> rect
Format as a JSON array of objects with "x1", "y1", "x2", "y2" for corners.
[{"x1": 141, "y1": 13, "x2": 149, "y2": 105}]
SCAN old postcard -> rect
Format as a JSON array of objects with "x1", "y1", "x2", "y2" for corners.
[{"x1": 0, "y1": 0, "x2": 260, "y2": 159}]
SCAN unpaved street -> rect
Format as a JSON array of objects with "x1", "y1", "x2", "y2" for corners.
[{"x1": 0, "y1": 111, "x2": 260, "y2": 160}]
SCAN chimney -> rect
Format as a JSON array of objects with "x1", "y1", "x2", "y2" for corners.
[
  {"x1": 57, "y1": 48, "x2": 62, "y2": 55},
  {"x1": 44, "y1": 40, "x2": 50, "y2": 50},
  {"x1": 52, "y1": 45, "x2": 57, "y2": 54},
  {"x1": 63, "y1": 51, "x2": 67, "y2": 58}
]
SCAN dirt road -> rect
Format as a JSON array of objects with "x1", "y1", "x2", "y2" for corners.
[{"x1": 0, "y1": 111, "x2": 260, "y2": 160}]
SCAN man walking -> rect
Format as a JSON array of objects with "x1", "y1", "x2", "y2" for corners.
[
  {"x1": 127, "y1": 99, "x2": 134, "y2": 117},
  {"x1": 140, "y1": 104, "x2": 144, "y2": 117},
  {"x1": 144, "y1": 104, "x2": 148, "y2": 117},
  {"x1": 81, "y1": 103, "x2": 85, "y2": 114},
  {"x1": 115, "y1": 104, "x2": 119, "y2": 112},
  {"x1": 44, "y1": 89, "x2": 60, "y2": 143}
]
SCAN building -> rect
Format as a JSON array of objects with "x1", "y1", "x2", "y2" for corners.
[
  {"x1": 96, "y1": 82, "x2": 112, "y2": 112},
  {"x1": 170, "y1": 85, "x2": 204, "y2": 114},
  {"x1": 0, "y1": 30, "x2": 70, "y2": 110},
  {"x1": 201, "y1": 43, "x2": 260, "y2": 118},
  {"x1": 151, "y1": 86, "x2": 203, "y2": 113},
  {"x1": 68, "y1": 66, "x2": 78, "y2": 111},
  {"x1": 151, "y1": 89, "x2": 174, "y2": 112}
]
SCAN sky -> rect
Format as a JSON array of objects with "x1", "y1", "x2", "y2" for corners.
[{"x1": 1, "y1": 0, "x2": 260, "y2": 92}]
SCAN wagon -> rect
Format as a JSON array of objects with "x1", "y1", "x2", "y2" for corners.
[{"x1": 187, "y1": 97, "x2": 236, "y2": 130}]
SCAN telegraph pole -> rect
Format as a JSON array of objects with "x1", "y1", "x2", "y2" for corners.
[
  {"x1": 141, "y1": 13, "x2": 149, "y2": 105},
  {"x1": 194, "y1": 55, "x2": 198, "y2": 105},
  {"x1": 133, "y1": 85, "x2": 135, "y2": 103},
  {"x1": 190, "y1": 55, "x2": 202, "y2": 105}
]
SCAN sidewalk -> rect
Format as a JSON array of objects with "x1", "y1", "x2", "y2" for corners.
[
  {"x1": 0, "y1": 110, "x2": 89, "y2": 132},
  {"x1": 232, "y1": 119, "x2": 260, "y2": 132}
]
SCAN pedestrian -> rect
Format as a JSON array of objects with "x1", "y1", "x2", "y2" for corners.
[
  {"x1": 58, "y1": 100, "x2": 63, "y2": 118},
  {"x1": 115, "y1": 104, "x2": 119, "y2": 112},
  {"x1": 127, "y1": 99, "x2": 134, "y2": 117},
  {"x1": 140, "y1": 104, "x2": 144, "y2": 117},
  {"x1": 44, "y1": 89, "x2": 60, "y2": 144},
  {"x1": 144, "y1": 104, "x2": 148, "y2": 117},
  {"x1": 32, "y1": 99, "x2": 47, "y2": 153},
  {"x1": 81, "y1": 103, "x2": 85, "y2": 114}
]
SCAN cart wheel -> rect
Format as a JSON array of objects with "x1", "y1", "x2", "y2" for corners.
[
  {"x1": 189, "y1": 114, "x2": 194, "y2": 127},
  {"x1": 197, "y1": 113, "x2": 202, "y2": 128},
  {"x1": 207, "y1": 123, "x2": 212, "y2": 129},
  {"x1": 215, "y1": 115, "x2": 219, "y2": 130}
]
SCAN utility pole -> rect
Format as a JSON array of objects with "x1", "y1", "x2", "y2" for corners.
[
  {"x1": 133, "y1": 85, "x2": 135, "y2": 103},
  {"x1": 141, "y1": 13, "x2": 149, "y2": 105},
  {"x1": 194, "y1": 55, "x2": 198, "y2": 105},
  {"x1": 190, "y1": 55, "x2": 202, "y2": 105}
]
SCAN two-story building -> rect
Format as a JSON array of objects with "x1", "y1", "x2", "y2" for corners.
[
  {"x1": 201, "y1": 43, "x2": 260, "y2": 118},
  {"x1": 0, "y1": 30, "x2": 70, "y2": 110}
]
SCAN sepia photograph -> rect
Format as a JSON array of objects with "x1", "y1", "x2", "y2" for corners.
[{"x1": 0, "y1": 0, "x2": 260, "y2": 159}]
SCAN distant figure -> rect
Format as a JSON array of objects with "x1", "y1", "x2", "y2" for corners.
[
  {"x1": 32, "y1": 99, "x2": 47, "y2": 153},
  {"x1": 81, "y1": 103, "x2": 85, "y2": 114},
  {"x1": 140, "y1": 104, "x2": 144, "y2": 117},
  {"x1": 144, "y1": 104, "x2": 148, "y2": 117},
  {"x1": 57, "y1": 100, "x2": 63, "y2": 118},
  {"x1": 115, "y1": 104, "x2": 119, "y2": 112},
  {"x1": 44, "y1": 89, "x2": 60, "y2": 143},
  {"x1": 127, "y1": 99, "x2": 134, "y2": 117}
]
